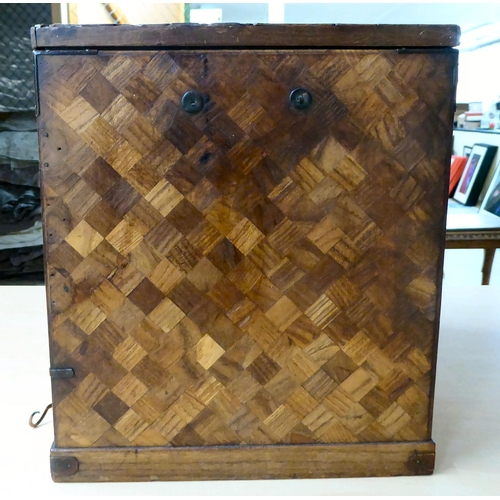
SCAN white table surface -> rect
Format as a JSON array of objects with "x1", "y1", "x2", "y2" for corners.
[
  {"x1": 447, "y1": 199, "x2": 500, "y2": 230},
  {"x1": 1, "y1": 285, "x2": 500, "y2": 495}
]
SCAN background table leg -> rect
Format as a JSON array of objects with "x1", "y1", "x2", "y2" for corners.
[{"x1": 482, "y1": 248, "x2": 496, "y2": 285}]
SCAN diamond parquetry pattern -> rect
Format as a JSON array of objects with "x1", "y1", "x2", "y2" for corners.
[{"x1": 37, "y1": 49, "x2": 455, "y2": 448}]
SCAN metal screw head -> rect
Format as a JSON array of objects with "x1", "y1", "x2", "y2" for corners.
[
  {"x1": 289, "y1": 88, "x2": 313, "y2": 110},
  {"x1": 181, "y1": 91, "x2": 204, "y2": 114}
]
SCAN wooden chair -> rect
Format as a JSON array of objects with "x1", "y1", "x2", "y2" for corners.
[{"x1": 446, "y1": 201, "x2": 500, "y2": 285}]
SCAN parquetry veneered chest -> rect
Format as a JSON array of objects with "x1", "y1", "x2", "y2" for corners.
[{"x1": 32, "y1": 23, "x2": 459, "y2": 482}]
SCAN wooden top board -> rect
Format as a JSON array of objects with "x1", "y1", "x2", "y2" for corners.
[{"x1": 31, "y1": 23, "x2": 460, "y2": 50}]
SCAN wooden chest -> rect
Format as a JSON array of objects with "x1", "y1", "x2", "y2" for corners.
[{"x1": 32, "y1": 23, "x2": 459, "y2": 482}]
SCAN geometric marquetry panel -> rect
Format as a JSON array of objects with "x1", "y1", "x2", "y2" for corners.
[{"x1": 37, "y1": 48, "x2": 456, "y2": 450}]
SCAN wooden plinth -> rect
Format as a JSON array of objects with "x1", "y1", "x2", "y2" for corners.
[{"x1": 50, "y1": 441, "x2": 435, "y2": 482}]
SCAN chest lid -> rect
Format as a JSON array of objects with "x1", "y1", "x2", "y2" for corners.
[{"x1": 31, "y1": 23, "x2": 460, "y2": 50}]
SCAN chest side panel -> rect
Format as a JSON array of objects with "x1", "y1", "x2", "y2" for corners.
[{"x1": 37, "y1": 48, "x2": 456, "y2": 448}]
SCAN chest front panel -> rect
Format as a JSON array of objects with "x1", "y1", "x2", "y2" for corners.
[{"x1": 37, "y1": 49, "x2": 455, "y2": 449}]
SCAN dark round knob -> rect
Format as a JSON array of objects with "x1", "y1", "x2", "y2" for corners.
[
  {"x1": 181, "y1": 91, "x2": 204, "y2": 114},
  {"x1": 289, "y1": 88, "x2": 313, "y2": 110}
]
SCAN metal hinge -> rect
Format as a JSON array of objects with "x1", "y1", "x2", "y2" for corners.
[
  {"x1": 50, "y1": 456, "x2": 79, "y2": 477},
  {"x1": 49, "y1": 367, "x2": 75, "y2": 379},
  {"x1": 29, "y1": 364, "x2": 72, "y2": 427},
  {"x1": 33, "y1": 51, "x2": 40, "y2": 117},
  {"x1": 453, "y1": 63, "x2": 459, "y2": 88},
  {"x1": 39, "y1": 48, "x2": 99, "y2": 56},
  {"x1": 396, "y1": 47, "x2": 456, "y2": 54},
  {"x1": 408, "y1": 451, "x2": 435, "y2": 475}
]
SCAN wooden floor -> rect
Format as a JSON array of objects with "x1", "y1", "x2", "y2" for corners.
[{"x1": 1, "y1": 249, "x2": 499, "y2": 494}]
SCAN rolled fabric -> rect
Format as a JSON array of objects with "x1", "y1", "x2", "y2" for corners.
[
  {"x1": 0, "y1": 182, "x2": 40, "y2": 226},
  {"x1": 0, "y1": 244, "x2": 43, "y2": 276},
  {"x1": 0, "y1": 221, "x2": 42, "y2": 250}
]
